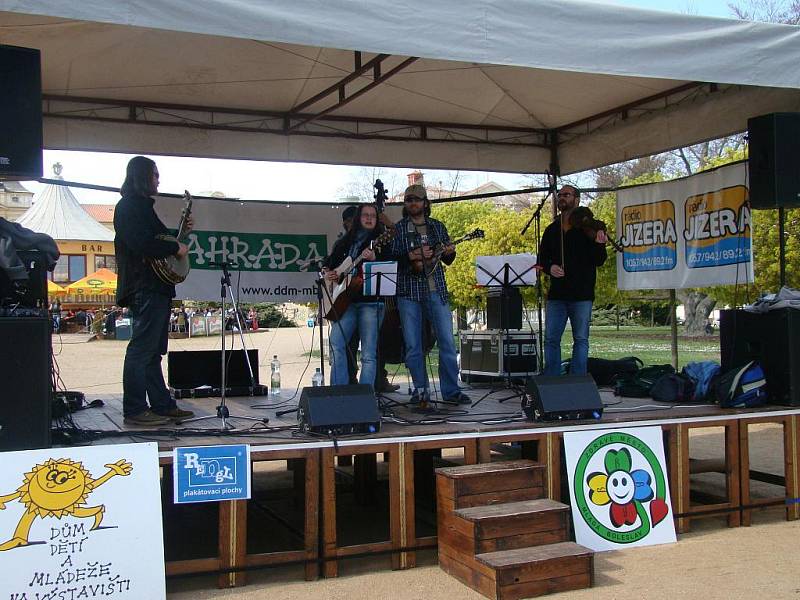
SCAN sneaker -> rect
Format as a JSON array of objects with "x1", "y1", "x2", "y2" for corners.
[
  {"x1": 154, "y1": 407, "x2": 195, "y2": 421},
  {"x1": 124, "y1": 410, "x2": 170, "y2": 426},
  {"x1": 445, "y1": 393, "x2": 472, "y2": 405}
]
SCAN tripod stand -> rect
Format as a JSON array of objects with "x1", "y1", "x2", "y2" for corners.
[{"x1": 180, "y1": 262, "x2": 267, "y2": 429}]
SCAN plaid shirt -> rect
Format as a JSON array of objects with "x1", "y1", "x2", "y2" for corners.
[{"x1": 392, "y1": 217, "x2": 451, "y2": 303}]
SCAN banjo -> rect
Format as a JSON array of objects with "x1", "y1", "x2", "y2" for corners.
[{"x1": 148, "y1": 190, "x2": 192, "y2": 285}]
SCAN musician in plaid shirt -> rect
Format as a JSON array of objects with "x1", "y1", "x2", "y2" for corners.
[{"x1": 391, "y1": 184, "x2": 469, "y2": 405}]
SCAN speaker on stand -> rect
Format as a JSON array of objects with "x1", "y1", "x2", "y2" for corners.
[{"x1": 0, "y1": 45, "x2": 43, "y2": 181}]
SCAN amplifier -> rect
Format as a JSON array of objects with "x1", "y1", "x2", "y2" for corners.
[
  {"x1": 460, "y1": 329, "x2": 538, "y2": 379},
  {"x1": 298, "y1": 384, "x2": 380, "y2": 435},
  {"x1": 0, "y1": 249, "x2": 48, "y2": 309},
  {"x1": 487, "y1": 287, "x2": 523, "y2": 330},
  {"x1": 523, "y1": 375, "x2": 603, "y2": 421}
]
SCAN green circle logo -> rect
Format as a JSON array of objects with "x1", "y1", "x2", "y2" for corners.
[{"x1": 573, "y1": 432, "x2": 670, "y2": 544}]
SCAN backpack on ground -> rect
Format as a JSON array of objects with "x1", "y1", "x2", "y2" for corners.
[
  {"x1": 614, "y1": 364, "x2": 676, "y2": 398},
  {"x1": 650, "y1": 372, "x2": 697, "y2": 403},
  {"x1": 587, "y1": 356, "x2": 643, "y2": 386},
  {"x1": 712, "y1": 361, "x2": 768, "y2": 408}
]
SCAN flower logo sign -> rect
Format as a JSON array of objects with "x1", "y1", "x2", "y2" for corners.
[{"x1": 565, "y1": 428, "x2": 676, "y2": 551}]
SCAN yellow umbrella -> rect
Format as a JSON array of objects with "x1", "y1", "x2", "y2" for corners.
[
  {"x1": 65, "y1": 268, "x2": 118, "y2": 296},
  {"x1": 47, "y1": 280, "x2": 66, "y2": 296}
]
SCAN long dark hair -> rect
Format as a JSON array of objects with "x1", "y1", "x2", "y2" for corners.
[
  {"x1": 339, "y1": 203, "x2": 383, "y2": 249},
  {"x1": 120, "y1": 156, "x2": 156, "y2": 197}
]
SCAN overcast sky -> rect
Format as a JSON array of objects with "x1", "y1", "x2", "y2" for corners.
[{"x1": 24, "y1": 0, "x2": 740, "y2": 205}]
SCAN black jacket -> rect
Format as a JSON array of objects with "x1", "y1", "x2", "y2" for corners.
[
  {"x1": 538, "y1": 220, "x2": 607, "y2": 301},
  {"x1": 114, "y1": 193, "x2": 180, "y2": 306},
  {"x1": 323, "y1": 230, "x2": 390, "y2": 304}
]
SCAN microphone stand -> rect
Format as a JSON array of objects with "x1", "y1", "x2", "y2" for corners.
[{"x1": 180, "y1": 262, "x2": 268, "y2": 429}]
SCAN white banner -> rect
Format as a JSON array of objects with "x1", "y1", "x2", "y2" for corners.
[
  {"x1": 0, "y1": 443, "x2": 165, "y2": 599},
  {"x1": 616, "y1": 161, "x2": 754, "y2": 290},
  {"x1": 564, "y1": 427, "x2": 676, "y2": 552},
  {"x1": 155, "y1": 197, "x2": 403, "y2": 303}
]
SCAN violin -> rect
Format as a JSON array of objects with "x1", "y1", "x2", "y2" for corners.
[{"x1": 567, "y1": 206, "x2": 624, "y2": 253}]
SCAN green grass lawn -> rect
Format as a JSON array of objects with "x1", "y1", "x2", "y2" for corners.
[{"x1": 309, "y1": 325, "x2": 721, "y2": 377}]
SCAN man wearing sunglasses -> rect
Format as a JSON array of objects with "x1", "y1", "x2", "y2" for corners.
[
  {"x1": 538, "y1": 185, "x2": 607, "y2": 376},
  {"x1": 390, "y1": 184, "x2": 469, "y2": 405}
]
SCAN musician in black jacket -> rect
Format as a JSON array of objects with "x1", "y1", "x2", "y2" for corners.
[
  {"x1": 114, "y1": 156, "x2": 195, "y2": 426},
  {"x1": 322, "y1": 203, "x2": 389, "y2": 388}
]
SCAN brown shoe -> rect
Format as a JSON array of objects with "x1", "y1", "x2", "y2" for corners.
[
  {"x1": 154, "y1": 407, "x2": 195, "y2": 421},
  {"x1": 124, "y1": 409, "x2": 171, "y2": 426}
]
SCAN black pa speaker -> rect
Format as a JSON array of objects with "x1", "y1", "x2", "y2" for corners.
[
  {"x1": 298, "y1": 384, "x2": 380, "y2": 435},
  {"x1": 523, "y1": 374, "x2": 603, "y2": 421},
  {"x1": 168, "y1": 349, "x2": 259, "y2": 389},
  {"x1": 720, "y1": 309, "x2": 800, "y2": 406},
  {"x1": 487, "y1": 287, "x2": 523, "y2": 330},
  {"x1": 747, "y1": 113, "x2": 800, "y2": 209},
  {"x1": 0, "y1": 45, "x2": 43, "y2": 180},
  {"x1": 0, "y1": 317, "x2": 52, "y2": 451}
]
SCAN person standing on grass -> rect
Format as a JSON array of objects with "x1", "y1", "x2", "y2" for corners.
[{"x1": 538, "y1": 185, "x2": 607, "y2": 376}]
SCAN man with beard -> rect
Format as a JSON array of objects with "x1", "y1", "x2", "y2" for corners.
[
  {"x1": 538, "y1": 185, "x2": 607, "y2": 376},
  {"x1": 391, "y1": 184, "x2": 468, "y2": 405}
]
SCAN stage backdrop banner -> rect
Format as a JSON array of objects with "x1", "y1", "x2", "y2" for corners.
[
  {"x1": 616, "y1": 161, "x2": 753, "y2": 290},
  {"x1": 0, "y1": 442, "x2": 165, "y2": 599},
  {"x1": 154, "y1": 196, "x2": 403, "y2": 303},
  {"x1": 564, "y1": 427, "x2": 677, "y2": 552}
]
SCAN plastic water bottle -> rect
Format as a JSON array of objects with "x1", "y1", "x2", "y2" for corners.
[
  {"x1": 270, "y1": 355, "x2": 281, "y2": 397},
  {"x1": 312, "y1": 368, "x2": 324, "y2": 387}
]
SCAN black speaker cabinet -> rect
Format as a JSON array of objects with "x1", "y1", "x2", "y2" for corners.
[
  {"x1": 167, "y1": 349, "x2": 259, "y2": 389},
  {"x1": 298, "y1": 384, "x2": 380, "y2": 435},
  {"x1": 748, "y1": 113, "x2": 800, "y2": 209},
  {"x1": 0, "y1": 45, "x2": 43, "y2": 180},
  {"x1": 523, "y1": 374, "x2": 603, "y2": 421},
  {"x1": 719, "y1": 309, "x2": 800, "y2": 406},
  {"x1": 487, "y1": 287, "x2": 523, "y2": 330},
  {"x1": 0, "y1": 249, "x2": 48, "y2": 308},
  {"x1": 0, "y1": 317, "x2": 52, "y2": 451}
]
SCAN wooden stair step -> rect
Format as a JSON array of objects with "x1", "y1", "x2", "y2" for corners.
[
  {"x1": 439, "y1": 542, "x2": 594, "y2": 600},
  {"x1": 441, "y1": 499, "x2": 569, "y2": 553},
  {"x1": 436, "y1": 460, "x2": 545, "y2": 510}
]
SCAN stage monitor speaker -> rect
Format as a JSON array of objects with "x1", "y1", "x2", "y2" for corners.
[
  {"x1": 0, "y1": 249, "x2": 48, "y2": 309},
  {"x1": 487, "y1": 287, "x2": 523, "y2": 330},
  {"x1": 747, "y1": 113, "x2": 800, "y2": 209},
  {"x1": 719, "y1": 308, "x2": 800, "y2": 406},
  {"x1": 0, "y1": 317, "x2": 52, "y2": 451},
  {"x1": 298, "y1": 384, "x2": 380, "y2": 435},
  {"x1": 167, "y1": 349, "x2": 259, "y2": 389},
  {"x1": 0, "y1": 45, "x2": 43, "y2": 180},
  {"x1": 523, "y1": 374, "x2": 603, "y2": 421}
]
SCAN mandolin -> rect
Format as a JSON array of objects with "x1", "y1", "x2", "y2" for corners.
[
  {"x1": 410, "y1": 228, "x2": 485, "y2": 277},
  {"x1": 148, "y1": 190, "x2": 192, "y2": 285}
]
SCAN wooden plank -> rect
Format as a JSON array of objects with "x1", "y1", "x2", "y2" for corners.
[
  {"x1": 786, "y1": 416, "x2": 800, "y2": 520},
  {"x1": 725, "y1": 420, "x2": 741, "y2": 527},
  {"x1": 477, "y1": 542, "x2": 592, "y2": 569},
  {"x1": 476, "y1": 512, "x2": 566, "y2": 542},
  {"x1": 437, "y1": 459, "x2": 537, "y2": 478},
  {"x1": 245, "y1": 549, "x2": 306, "y2": 566},
  {"x1": 456, "y1": 467, "x2": 544, "y2": 496},
  {"x1": 478, "y1": 529, "x2": 567, "y2": 554},
  {"x1": 499, "y1": 572, "x2": 592, "y2": 600},
  {"x1": 455, "y1": 486, "x2": 546, "y2": 509},
  {"x1": 304, "y1": 450, "x2": 320, "y2": 581},
  {"x1": 217, "y1": 499, "x2": 247, "y2": 588},
  {"x1": 494, "y1": 554, "x2": 591, "y2": 586},
  {"x1": 456, "y1": 499, "x2": 567, "y2": 521},
  {"x1": 320, "y1": 448, "x2": 338, "y2": 578},
  {"x1": 438, "y1": 545, "x2": 498, "y2": 600},
  {"x1": 437, "y1": 526, "x2": 477, "y2": 556},
  {"x1": 165, "y1": 557, "x2": 221, "y2": 576}
]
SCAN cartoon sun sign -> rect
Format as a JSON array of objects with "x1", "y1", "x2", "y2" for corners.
[{"x1": 0, "y1": 457, "x2": 132, "y2": 551}]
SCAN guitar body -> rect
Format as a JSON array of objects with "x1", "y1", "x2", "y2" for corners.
[{"x1": 149, "y1": 191, "x2": 193, "y2": 285}]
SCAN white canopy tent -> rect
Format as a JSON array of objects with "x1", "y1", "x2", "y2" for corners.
[{"x1": 1, "y1": 0, "x2": 799, "y2": 174}]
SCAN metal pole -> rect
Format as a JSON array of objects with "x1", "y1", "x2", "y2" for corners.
[{"x1": 669, "y1": 289, "x2": 679, "y2": 370}]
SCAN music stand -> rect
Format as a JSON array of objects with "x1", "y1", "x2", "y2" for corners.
[
  {"x1": 180, "y1": 262, "x2": 268, "y2": 429},
  {"x1": 475, "y1": 254, "x2": 538, "y2": 394},
  {"x1": 363, "y1": 262, "x2": 399, "y2": 409}
]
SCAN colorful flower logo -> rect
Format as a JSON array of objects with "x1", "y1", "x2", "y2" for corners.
[
  {"x1": 572, "y1": 432, "x2": 671, "y2": 544},
  {"x1": 587, "y1": 448, "x2": 654, "y2": 527}
]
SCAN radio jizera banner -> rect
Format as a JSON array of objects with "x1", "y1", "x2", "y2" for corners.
[{"x1": 616, "y1": 161, "x2": 753, "y2": 290}]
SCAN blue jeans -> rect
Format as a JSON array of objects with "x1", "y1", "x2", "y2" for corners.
[
  {"x1": 123, "y1": 290, "x2": 176, "y2": 417},
  {"x1": 330, "y1": 302, "x2": 385, "y2": 387},
  {"x1": 544, "y1": 300, "x2": 593, "y2": 376},
  {"x1": 398, "y1": 293, "x2": 460, "y2": 399}
]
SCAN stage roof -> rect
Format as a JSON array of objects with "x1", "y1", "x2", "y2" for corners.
[{"x1": 2, "y1": 0, "x2": 800, "y2": 174}]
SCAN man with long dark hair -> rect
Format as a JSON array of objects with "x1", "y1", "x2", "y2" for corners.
[
  {"x1": 114, "y1": 156, "x2": 195, "y2": 425},
  {"x1": 391, "y1": 184, "x2": 468, "y2": 405},
  {"x1": 322, "y1": 203, "x2": 389, "y2": 387}
]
